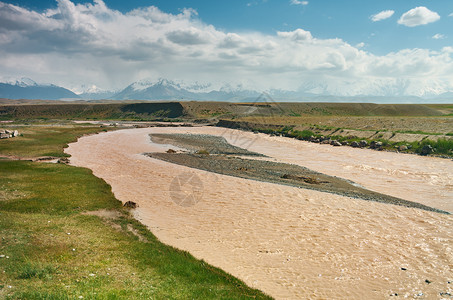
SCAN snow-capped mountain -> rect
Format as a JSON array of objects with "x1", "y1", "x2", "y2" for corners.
[
  {"x1": 110, "y1": 78, "x2": 261, "y2": 101},
  {"x1": 1, "y1": 77, "x2": 452, "y2": 102},
  {"x1": 0, "y1": 78, "x2": 79, "y2": 100},
  {"x1": 108, "y1": 78, "x2": 453, "y2": 102},
  {"x1": 77, "y1": 84, "x2": 116, "y2": 100}
]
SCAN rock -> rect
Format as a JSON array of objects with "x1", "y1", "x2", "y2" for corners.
[
  {"x1": 166, "y1": 149, "x2": 177, "y2": 154},
  {"x1": 331, "y1": 140, "x2": 342, "y2": 146},
  {"x1": 321, "y1": 139, "x2": 331, "y2": 144},
  {"x1": 420, "y1": 145, "x2": 433, "y2": 155},
  {"x1": 123, "y1": 201, "x2": 137, "y2": 208},
  {"x1": 359, "y1": 140, "x2": 368, "y2": 147},
  {"x1": 398, "y1": 145, "x2": 408, "y2": 151},
  {"x1": 0, "y1": 129, "x2": 19, "y2": 139},
  {"x1": 425, "y1": 279, "x2": 431, "y2": 284},
  {"x1": 351, "y1": 141, "x2": 360, "y2": 148},
  {"x1": 58, "y1": 157, "x2": 70, "y2": 164},
  {"x1": 370, "y1": 141, "x2": 383, "y2": 150}
]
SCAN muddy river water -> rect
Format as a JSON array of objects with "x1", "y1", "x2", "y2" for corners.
[{"x1": 66, "y1": 127, "x2": 452, "y2": 299}]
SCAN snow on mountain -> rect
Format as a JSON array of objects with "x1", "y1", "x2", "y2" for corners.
[
  {"x1": 1, "y1": 76, "x2": 452, "y2": 102},
  {"x1": 76, "y1": 84, "x2": 117, "y2": 100},
  {"x1": 0, "y1": 78, "x2": 79, "y2": 100}
]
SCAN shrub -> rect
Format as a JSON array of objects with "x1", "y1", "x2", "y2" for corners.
[{"x1": 196, "y1": 149, "x2": 210, "y2": 155}]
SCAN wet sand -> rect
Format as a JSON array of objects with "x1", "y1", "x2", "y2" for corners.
[{"x1": 66, "y1": 127, "x2": 453, "y2": 299}]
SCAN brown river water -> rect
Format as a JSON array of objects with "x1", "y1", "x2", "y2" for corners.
[{"x1": 66, "y1": 127, "x2": 452, "y2": 299}]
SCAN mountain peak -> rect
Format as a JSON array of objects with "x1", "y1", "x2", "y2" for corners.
[
  {"x1": 130, "y1": 78, "x2": 181, "y2": 91},
  {"x1": 15, "y1": 77, "x2": 38, "y2": 87}
]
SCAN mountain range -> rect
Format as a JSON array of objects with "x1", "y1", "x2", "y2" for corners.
[
  {"x1": 1, "y1": 77, "x2": 452, "y2": 103},
  {"x1": 0, "y1": 78, "x2": 79, "y2": 100}
]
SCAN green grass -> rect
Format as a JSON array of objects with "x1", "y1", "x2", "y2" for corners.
[
  {"x1": 416, "y1": 138, "x2": 453, "y2": 155},
  {"x1": 238, "y1": 122, "x2": 453, "y2": 157},
  {"x1": 0, "y1": 125, "x2": 271, "y2": 299},
  {"x1": 0, "y1": 125, "x2": 111, "y2": 158}
]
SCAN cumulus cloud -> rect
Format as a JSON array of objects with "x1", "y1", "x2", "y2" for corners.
[
  {"x1": 370, "y1": 10, "x2": 394, "y2": 22},
  {"x1": 398, "y1": 7, "x2": 440, "y2": 27},
  {"x1": 277, "y1": 28, "x2": 312, "y2": 41},
  {"x1": 290, "y1": 0, "x2": 308, "y2": 6},
  {"x1": 0, "y1": 0, "x2": 452, "y2": 96}
]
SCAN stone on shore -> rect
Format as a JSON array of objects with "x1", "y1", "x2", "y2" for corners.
[{"x1": 420, "y1": 145, "x2": 434, "y2": 155}]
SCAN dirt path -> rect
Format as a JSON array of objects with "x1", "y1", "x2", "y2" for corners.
[{"x1": 66, "y1": 127, "x2": 453, "y2": 299}]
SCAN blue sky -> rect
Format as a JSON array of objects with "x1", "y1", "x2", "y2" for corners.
[{"x1": 0, "y1": 0, "x2": 453, "y2": 96}]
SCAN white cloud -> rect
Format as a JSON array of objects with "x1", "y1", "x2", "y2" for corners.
[
  {"x1": 277, "y1": 28, "x2": 312, "y2": 41},
  {"x1": 370, "y1": 10, "x2": 394, "y2": 22},
  {"x1": 449, "y1": 13, "x2": 453, "y2": 17},
  {"x1": 0, "y1": 0, "x2": 452, "y2": 96},
  {"x1": 432, "y1": 34, "x2": 445, "y2": 40},
  {"x1": 356, "y1": 42, "x2": 365, "y2": 48},
  {"x1": 290, "y1": 0, "x2": 308, "y2": 6},
  {"x1": 398, "y1": 7, "x2": 440, "y2": 27}
]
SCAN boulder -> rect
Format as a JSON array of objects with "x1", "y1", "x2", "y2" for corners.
[
  {"x1": 331, "y1": 140, "x2": 342, "y2": 146},
  {"x1": 351, "y1": 141, "x2": 360, "y2": 148},
  {"x1": 420, "y1": 145, "x2": 434, "y2": 155},
  {"x1": 398, "y1": 145, "x2": 408, "y2": 151},
  {"x1": 123, "y1": 201, "x2": 137, "y2": 208},
  {"x1": 0, "y1": 133, "x2": 9, "y2": 139},
  {"x1": 321, "y1": 139, "x2": 331, "y2": 144},
  {"x1": 12, "y1": 130, "x2": 19, "y2": 137},
  {"x1": 359, "y1": 140, "x2": 368, "y2": 147},
  {"x1": 370, "y1": 141, "x2": 383, "y2": 150},
  {"x1": 58, "y1": 157, "x2": 70, "y2": 164}
]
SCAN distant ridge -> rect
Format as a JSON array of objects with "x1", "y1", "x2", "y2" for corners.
[
  {"x1": 1, "y1": 77, "x2": 452, "y2": 103},
  {"x1": 0, "y1": 78, "x2": 79, "y2": 100}
]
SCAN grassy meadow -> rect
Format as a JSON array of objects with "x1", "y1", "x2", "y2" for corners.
[{"x1": 0, "y1": 123, "x2": 270, "y2": 299}]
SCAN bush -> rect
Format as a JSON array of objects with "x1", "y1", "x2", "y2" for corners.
[
  {"x1": 196, "y1": 149, "x2": 210, "y2": 155},
  {"x1": 291, "y1": 130, "x2": 315, "y2": 140},
  {"x1": 417, "y1": 138, "x2": 453, "y2": 155}
]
